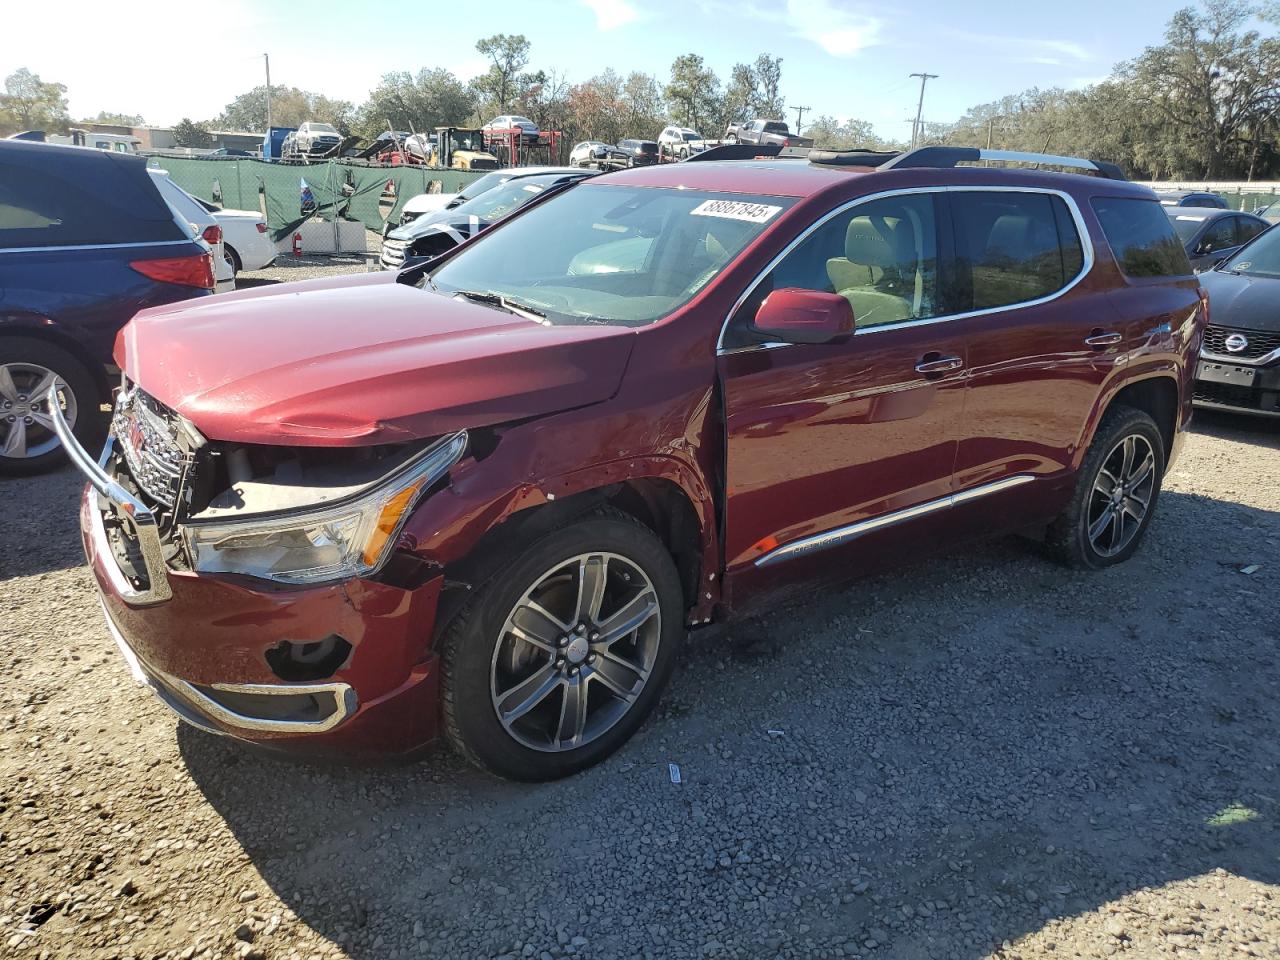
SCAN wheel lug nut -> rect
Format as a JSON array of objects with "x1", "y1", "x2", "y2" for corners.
[
  {"x1": 590, "y1": 631, "x2": 600, "y2": 641},
  {"x1": 16, "y1": 395, "x2": 26, "y2": 402},
  {"x1": 23, "y1": 416, "x2": 32, "y2": 424},
  {"x1": 555, "y1": 658, "x2": 566, "y2": 669},
  {"x1": 558, "y1": 636, "x2": 569, "y2": 648},
  {"x1": 569, "y1": 666, "x2": 579, "y2": 677},
  {"x1": 575, "y1": 624, "x2": 586, "y2": 635},
  {"x1": 587, "y1": 653, "x2": 596, "y2": 664}
]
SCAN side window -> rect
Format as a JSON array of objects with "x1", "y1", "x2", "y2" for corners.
[
  {"x1": 1201, "y1": 218, "x2": 1236, "y2": 253},
  {"x1": 0, "y1": 163, "x2": 112, "y2": 248},
  {"x1": 950, "y1": 191, "x2": 1083, "y2": 311},
  {"x1": 725, "y1": 193, "x2": 939, "y2": 347},
  {"x1": 1091, "y1": 197, "x2": 1193, "y2": 278},
  {"x1": 1236, "y1": 217, "x2": 1266, "y2": 246}
]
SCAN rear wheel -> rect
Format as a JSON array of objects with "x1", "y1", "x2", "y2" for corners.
[
  {"x1": 1045, "y1": 405, "x2": 1165, "y2": 569},
  {"x1": 441, "y1": 509, "x2": 684, "y2": 781},
  {"x1": 0, "y1": 337, "x2": 104, "y2": 476},
  {"x1": 224, "y1": 243, "x2": 242, "y2": 275}
]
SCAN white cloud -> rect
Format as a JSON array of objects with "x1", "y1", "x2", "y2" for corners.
[
  {"x1": 785, "y1": 0, "x2": 881, "y2": 57},
  {"x1": 581, "y1": 0, "x2": 640, "y2": 31},
  {"x1": 945, "y1": 29, "x2": 1093, "y2": 64}
]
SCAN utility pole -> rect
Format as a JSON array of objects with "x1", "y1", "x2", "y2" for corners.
[
  {"x1": 909, "y1": 72, "x2": 938, "y2": 149},
  {"x1": 789, "y1": 104, "x2": 811, "y2": 135},
  {"x1": 264, "y1": 53, "x2": 273, "y2": 131}
]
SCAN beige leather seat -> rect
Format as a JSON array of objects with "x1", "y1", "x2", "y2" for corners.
[{"x1": 826, "y1": 217, "x2": 913, "y2": 328}]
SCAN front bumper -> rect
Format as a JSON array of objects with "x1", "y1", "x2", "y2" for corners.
[
  {"x1": 55, "y1": 407, "x2": 445, "y2": 754},
  {"x1": 1194, "y1": 355, "x2": 1280, "y2": 418}
]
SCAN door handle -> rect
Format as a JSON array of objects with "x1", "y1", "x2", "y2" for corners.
[
  {"x1": 1085, "y1": 330, "x2": 1123, "y2": 349},
  {"x1": 914, "y1": 354, "x2": 964, "y2": 375}
]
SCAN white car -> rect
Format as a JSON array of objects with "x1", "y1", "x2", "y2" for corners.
[
  {"x1": 393, "y1": 166, "x2": 578, "y2": 231},
  {"x1": 658, "y1": 126, "x2": 707, "y2": 159},
  {"x1": 482, "y1": 115, "x2": 540, "y2": 140},
  {"x1": 148, "y1": 170, "x2": 234, "y2": 294},
  {"x1": 194, "y1": 198, "x2": 276, "y2": 274}
]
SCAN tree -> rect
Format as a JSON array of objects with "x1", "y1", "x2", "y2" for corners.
[
  {"x1": 0, "y1": 68, "x2": 69, "y2": 133},
  {"x1": 358, "y1": 68, "x2": 476, "y2": 137},
  {"x1": 91, "y1": 110, "x2": 145, "y2": 126},
  {"x1": 753, "y1": 54, "x2": 785, "y2": 118},
  {"x1": 172, "y1": 118, "x2": 214, "y2": 148},
  {"x1": 722, "y1": 64, "x2": 758, "y2": 126},
  {"x1": 218, "y1": 85, "x2": 354, "y2": 133},
  {"x1": 804, "y1": 115, "x2": 897, "y2": 150},
  {"x1": 665, "y1": 54, "x2": 721, "y2": 133},
  {"x1": 474, "y1": 33, "x2": 532, "y2": 113}
]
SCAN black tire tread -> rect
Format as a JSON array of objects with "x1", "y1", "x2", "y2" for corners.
[
  {"x1": 1044, "y1": 404, "x2": 1164, "y2": 569},
  {"x1": 439, "y1": 505, "x2": 675, "y2": 780}
]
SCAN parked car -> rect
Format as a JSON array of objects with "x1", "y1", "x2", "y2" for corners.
[
  {"x1": 380, "y1": 169, "x2": 593, "y2": 270},
  {"x1": 483, "y1": 115, "x2": 540, "y2": 142},
  {"x1": 570, "y1": 140, "x2": 629, "y2": 169},
  {"x1": 193, "y1": 198, "x2": 277, "y2": 275},
  {"x1": 1165, "y1": 206, "x2": 1268, "y2": 272},
  {"x1": 286, "y1": 122, "x2": 343, "y2": 159},
  {"x1": 1194, "y1": 225, "x2": 1280, "y2": 417},
  {"x1": 148, "y1": 171, "x2": 234, "y2": 294},
  {"x1": 616, "y1": 138, "x2": 660, "y2": 167},
  {"x1": 1252, "y1": 200, "x2": 1280, "y2": 225},
  {"x1": 657, "y1": 126, "x2": 707, "y2": 159},
  {"x1": 0, "y1": 139, "x2": 213, "y2": 475},
  {"x1": 1154, "y1": 190, "x2": 1228, "y2": 209},
  {"x1": 59, "y1": 146, "x2": 1203, "y2": 780},
  {"x1": 395, "y1": 166, "x2": 583, "y2": 231},
  {"x1": 724, "y1": 119, "x2": 813, "y2": 148}
]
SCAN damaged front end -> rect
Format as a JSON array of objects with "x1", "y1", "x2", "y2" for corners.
[{"x1": 62, "y1": 382, "x2": 468, "y2": 599}]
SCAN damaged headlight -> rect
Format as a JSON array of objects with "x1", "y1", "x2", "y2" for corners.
[{"x1": 182, "y1": 432, "x2": 467, "y2": 585}]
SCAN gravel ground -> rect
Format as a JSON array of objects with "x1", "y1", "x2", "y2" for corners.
[{"x1": 2, "y1": 263, "x2": 1279, "y2": 959}]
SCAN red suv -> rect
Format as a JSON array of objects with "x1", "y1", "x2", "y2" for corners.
[{"x1": 58, "y1": 146, "x2": 1205, "y2": 781}]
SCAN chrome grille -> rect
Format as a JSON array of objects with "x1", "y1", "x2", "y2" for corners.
[
  {"x1": 380, "y1": 237, "x2": 407, "y2": 270},
  {"x1": 112, "y1": 389, "x2": 184, "y2": 508},
  {"x1": 1202, "y1": 324, "x2": 1280, "y2": 361}
]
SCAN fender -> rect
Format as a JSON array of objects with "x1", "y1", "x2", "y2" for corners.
[{"x1": 0, "y1": 311, "x2": 112, "y2": 400}]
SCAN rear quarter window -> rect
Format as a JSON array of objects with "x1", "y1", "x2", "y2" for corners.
[
  {"x1": 0, "y1": 163, "x2": 121, "y2": 248},
  {"x1": 1091, "y1": 197, "x2": 1193, "y2": 278}
]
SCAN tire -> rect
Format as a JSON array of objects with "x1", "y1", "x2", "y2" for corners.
[
  {"x1": 726, "y1": 134, "x2": 738, "y2": 144},
  {"x1": 441, "y1": 508, "x2": 685, "y2": 781},
  {"x1": 1044, "y1": 405, "x2": 1165, "y2": 569},
  {"x1": 224, "y1": 244, "x2": 242, "y2": 275},
  {"x1": 0, "y1": 337, "x2": 105, "y2": 477}
]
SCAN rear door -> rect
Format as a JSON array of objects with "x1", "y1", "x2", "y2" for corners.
[
  {"x1": 719, "y1": 190, "x2": 969, "y2": 603},
  {"x1": 1190, "y1": 216, "x2": 1239, "y2": 272},
  {"x1": 947, "y1": 188, "x2": 1117, "y2": 527}
]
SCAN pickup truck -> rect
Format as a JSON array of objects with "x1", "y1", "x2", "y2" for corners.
[{"x1": 724, "y1": 118, "x2": 813, "y2": 148}]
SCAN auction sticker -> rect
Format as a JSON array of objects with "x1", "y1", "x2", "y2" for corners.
[{"x1": 690, "y1": 199, "x2": 783, "y2": 223}]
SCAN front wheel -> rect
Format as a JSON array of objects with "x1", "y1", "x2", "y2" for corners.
[
  {"x1": 726, "y1": 134, "x2": 738, "y2": 144},
  {"x1": 441, "y1": 509, "x2": 684, "y2": 781},
  {"x1": 1044, "y1": 405, "x2": 1165, "y2": 569},
  {"x1": 0, "y1": 338, "x2": 104, "y2": 476}
]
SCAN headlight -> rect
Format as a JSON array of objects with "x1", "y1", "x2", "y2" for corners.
[{"x1": 182, "y1": 432, "x2": 467, "y2": 585}]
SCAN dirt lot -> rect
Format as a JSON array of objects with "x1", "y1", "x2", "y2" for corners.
[{"x1": 2, "y1": 259, "x2": 1279, "y2": 959}]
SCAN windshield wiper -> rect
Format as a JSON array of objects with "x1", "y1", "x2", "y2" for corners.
[{"x1": 452, "y1": 290, "x2": 547, "y2": 322}]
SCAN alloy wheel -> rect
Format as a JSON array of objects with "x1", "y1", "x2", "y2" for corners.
[
  {"x1": 1086, "y1": 433, "x2": 1156, "y2": 558},
  {"x1": 0, "y1": 362, "x2": 76, "y2": 460},
  {"x1": 490, "y1": 552, "x2": 661, "y2": 753}
]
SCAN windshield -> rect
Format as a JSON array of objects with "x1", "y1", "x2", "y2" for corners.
[
  {"x1": 456, "y1": 177, "x2": 559, "y2": 224},
  {"x1": 309, "y1": 124, "x2": 338, "y2": 135},
  {"x1": 1168, "y1": 213, "x2": 1207, "y2": 244},
  {"x1": 1220, "y1": 225, "x2": 1280, "y2": 278},
  {"x1": 450, "y1": 130, "x2": 485, "y2": 152},
  {"x1": 682, "y1": 132, "x2": 701, "y2": 141},
  {"x1": 454, "y1": 170, "x2": 513, "y2": 204},
  {"x1": 427, "y1": 184, "x2": 795, "y2": 327}
]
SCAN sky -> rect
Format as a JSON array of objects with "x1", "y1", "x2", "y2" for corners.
[{"x1": 3, "y1": 0, "x2": 1224, "y2": 138}]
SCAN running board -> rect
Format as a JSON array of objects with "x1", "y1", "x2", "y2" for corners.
[{"x1": 753, "y1": 475, "x2": 1036, "y2": 568}]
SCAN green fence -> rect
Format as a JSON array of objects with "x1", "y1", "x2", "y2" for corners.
[{"x1": 145, "y1": 157, "x2": 488, "y2": 241}]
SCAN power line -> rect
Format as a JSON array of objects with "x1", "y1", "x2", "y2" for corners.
[{"x1": 909, "y1": 72, "x2": 938, "y2": 149}]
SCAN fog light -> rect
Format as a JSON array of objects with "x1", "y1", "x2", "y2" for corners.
[{"x1": 265, "y1": 635, "x2": 352, "y2": 682}]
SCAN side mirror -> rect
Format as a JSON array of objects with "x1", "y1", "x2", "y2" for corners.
[{"x1": 753, "y1": 288, "x2": 855, "y2": 344}]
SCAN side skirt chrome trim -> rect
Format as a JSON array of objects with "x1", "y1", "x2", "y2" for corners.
[{"x1": 754, "y1": 474, "x2": 1036, "y2": 568}]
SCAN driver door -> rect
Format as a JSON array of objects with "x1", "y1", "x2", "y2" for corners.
[{"x1": 718, "y1": 191, "x2": 968, "y2": 608}]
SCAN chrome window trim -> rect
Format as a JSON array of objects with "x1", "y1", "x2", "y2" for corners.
[
  {"x1": 754, "y1": 474, "x2": 1036, "y2": 568},
  {"x1": 717, "y1": 185, "x2": 1096, "y2": 355},
  {"x1": 0, "y1": 238, "x2": 196, "y2": 256}
]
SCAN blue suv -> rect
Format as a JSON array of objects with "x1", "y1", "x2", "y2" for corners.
[{"x1": 0, "y1": 139, "x2": 214, "y2": 474}]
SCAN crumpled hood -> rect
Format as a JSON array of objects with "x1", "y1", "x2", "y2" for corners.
[
  {"x1": 117, "y1": 272, "x2": 636, "y2": 446},
  {"x1": 1201, "y1": 269, "x2": 1280, "y2": 333}
]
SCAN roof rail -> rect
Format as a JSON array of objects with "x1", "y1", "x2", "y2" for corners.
[
  {"x1": 877, "y1": 146, "x2": 1126, "y2": 181},
  {"x1": 684, "y1": 143, "x2": 783, "y2": 162}
]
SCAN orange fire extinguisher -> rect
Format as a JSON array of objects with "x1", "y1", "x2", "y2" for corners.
[{"x1": 292, "y1": 232, "x2": 302, "y2": 257}]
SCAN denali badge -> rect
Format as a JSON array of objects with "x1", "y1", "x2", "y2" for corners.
[{"x1": 1224, "y1": 333, "x2": 1249, "y2": 353}]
